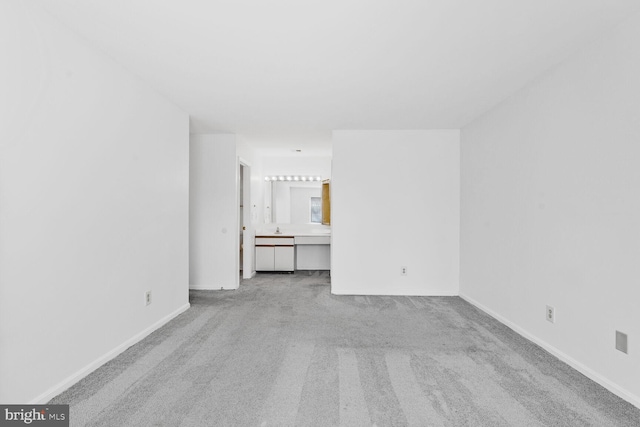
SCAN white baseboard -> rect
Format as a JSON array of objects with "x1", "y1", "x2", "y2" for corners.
[
  {"x1": 331, "y1": 289, "x2": 457, "y2": 297},
  {"x1": 459, "y1": 293, "x2": 640, "y2": 409},
  {"x1": 30, "y1": 302, "x2": 190, "y2": 404}
]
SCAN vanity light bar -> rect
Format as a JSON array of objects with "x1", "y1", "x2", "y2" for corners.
[{"x1": 264, "y1": 175, "x2": 322, "y2": 182}]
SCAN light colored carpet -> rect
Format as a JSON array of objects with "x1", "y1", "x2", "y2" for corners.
[{"x1": 51, "y1": 272, "x2": 640, "y2": 426}]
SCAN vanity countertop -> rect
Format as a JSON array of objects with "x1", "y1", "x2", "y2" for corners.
[
  {"x1": 255, "y1": 225, "x2": 331, "y2": 238},
  {"x1": 256, "y1": 231, "x2": 331, "y2": 237}
]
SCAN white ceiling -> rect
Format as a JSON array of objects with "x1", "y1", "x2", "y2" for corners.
[{"x1": 35, "y1": 0, "x2": 639, "y2": 154}]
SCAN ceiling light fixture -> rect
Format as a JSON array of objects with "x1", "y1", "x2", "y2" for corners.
[{"x1": 264, "y1": 175, "x2": 323, "y2": 182}]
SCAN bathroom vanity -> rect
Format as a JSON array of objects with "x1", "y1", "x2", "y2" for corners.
[
  {"x1": 255, "y1": 236, "x2": 295, "y2": 272},
  {"x1": 255, "y1": 225, "x2": 330, "y2": 272}
]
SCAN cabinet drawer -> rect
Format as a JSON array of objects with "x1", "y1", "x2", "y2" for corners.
[
  {"x1": 294, "y1": 236, "x2": 330, "y2": 245},
  {"x1": 255, "y1": 237, "x2": 294, "y2": 245}
]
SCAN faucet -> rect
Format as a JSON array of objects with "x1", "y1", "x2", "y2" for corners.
[{"x1": 275, "y1": 227, "x2": 282, "y2": 234}]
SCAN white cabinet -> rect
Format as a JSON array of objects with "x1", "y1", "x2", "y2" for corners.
[
  {"x1": 274, "y1": 246, "x2": 295, "y2": 271},
  {"x1": 255, "y1": 237, "x2": 295, "y2": 272},
  {"x1": 256, "y1": 246, "x2": 276, "y2": 271}
]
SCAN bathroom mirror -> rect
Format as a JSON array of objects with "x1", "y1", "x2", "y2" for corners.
[{"x1": 265, "y1": 180, "x2": 322, "y2": 224}]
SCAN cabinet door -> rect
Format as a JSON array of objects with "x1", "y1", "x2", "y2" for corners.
[
  {"x1": 255, "y1": 246, "x2": 275, "y2": 271},
  {"x1": 274, "y1": 246, "x2": 295, "y2": 271}
]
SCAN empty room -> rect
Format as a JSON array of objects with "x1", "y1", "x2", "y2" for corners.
[{"x1": 1, "y1": 0, "x2": 639, "y2": 426}]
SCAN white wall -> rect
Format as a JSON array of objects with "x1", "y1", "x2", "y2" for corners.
[
  {"x1": 460, "y1": 13, "x2": 640, "y2": 407},
  {"x1": 331, "y1": 130, "x2": 460, "y2": 296},
  {"x1": 237, "y1": 137, "x2": 264, "y2": 229},
  {"x1": 0, "y1": 2, "x2": 189, "y2": 403},
  {"x1": 262, "y1": 156, "x2": 332, "y2": 178},
  {"x1": 237, "y1": 137, "x2": 264, "y2": 277},
  {"x1": 189, "y1": 134, "x2": 239, "y2": 289}
]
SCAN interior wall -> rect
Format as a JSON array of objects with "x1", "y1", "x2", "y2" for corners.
[
  {"x1": 0, "y1": 2, "x2": 189, "y2": 403},
  {"x1": 236, "y1": 138, "x2": 263, "y2": 277},
  {"x1": 331, "y1": 130, "x2": 460, "y2": 296},
  {"x1": 460, "y1": 13, "x2": 640, "y2": 407},
  {"x1": 236, "y1": 137, "x2": 264, "y2": 229},
  {"x1": 189, "y1": 134, "x2": 238, "y2": 289},
  {"x1": 262, "y1": 156, "x2": 332, "y2": 178}
]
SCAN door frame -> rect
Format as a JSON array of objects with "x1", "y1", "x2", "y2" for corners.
[{"x1": 237, "y1": 157, "x2": 254, "y2": 285}]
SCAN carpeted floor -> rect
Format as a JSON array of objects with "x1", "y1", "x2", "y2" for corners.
[{"x1": 51, "y1": 272, "x2": 640, "y2": 426}]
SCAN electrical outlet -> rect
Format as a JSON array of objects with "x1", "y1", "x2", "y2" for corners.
[
  {"x1": 546, "y1": 305, "x2": 555, "y2": 323},
  {"x1": 401, "y1": 266, "x2": 408, "y2": 276},
  {"x1": 145, "y1": 290, "x2": 152, "y2": 306},
  {"x1": 616, "y1": 331, "x2": 628, "y2": 354}
]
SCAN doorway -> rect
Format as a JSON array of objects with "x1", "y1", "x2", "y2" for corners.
[{"x1": 238, "y1": 159, "x2": 253, "y2": 285}]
